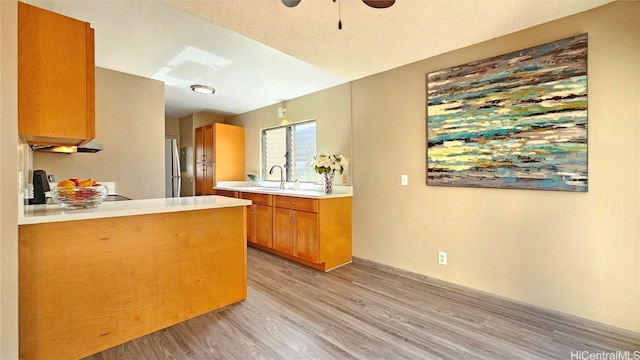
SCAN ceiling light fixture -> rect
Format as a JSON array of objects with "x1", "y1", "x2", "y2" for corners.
[
  {"x1": 281, "y1": 0, "x2": 395, "y2": 30},
  {"x1": 282, "y1": 0, "x2": 394, "y2": 8},
  {"x1": 190, "y1": 84, "x2": 216, "y2": 94}
]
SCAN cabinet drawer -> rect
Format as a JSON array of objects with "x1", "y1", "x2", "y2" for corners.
[
  {"x1": 274, "y1": 196, "x2": 318, "y2": 213},
  {"x1": 214, "y1": 190, "x2": 238, "y2": 198},
  {"x1": 240, "y1": 192, "x2": 272, "y2": 206}
]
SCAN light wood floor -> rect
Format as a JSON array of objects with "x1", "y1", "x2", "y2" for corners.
[{"x1": 84, "y1": 247, "x2": 639, "y2": 360}]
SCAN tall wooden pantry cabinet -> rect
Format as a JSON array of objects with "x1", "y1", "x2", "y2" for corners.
[{"x1": 194, "y1": 123, "x2": 245, "y2": 195}]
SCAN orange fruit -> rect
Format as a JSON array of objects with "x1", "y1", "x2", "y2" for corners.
[
  {"x1": 78, "y1": 179, "x2": 94, "y2": 187},
  {"x1": 57, "y1": 179, "x2": 75, "y2": 188}
]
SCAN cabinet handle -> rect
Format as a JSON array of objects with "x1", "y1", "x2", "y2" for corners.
[{"x1": 201, "y1": 155, "x2": 206, "y2": 161}]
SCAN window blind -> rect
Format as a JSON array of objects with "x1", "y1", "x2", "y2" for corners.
[{"x1": 262, "y1": 120, "x2": 316, "y2": 182}]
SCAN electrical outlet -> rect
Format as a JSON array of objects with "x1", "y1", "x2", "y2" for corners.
[
  {"x1": 401, "y1": 174, "x2": 408, "y2": 186},
  {"x1": 438, "y1": 251, "x2": 448, "y2": 265},
  {"x1": 343, "y1": 174, "x2": 348, "y2": 183}
]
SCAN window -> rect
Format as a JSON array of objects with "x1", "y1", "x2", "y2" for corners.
[{"x1": 262, "y1": 120, "x2": 316, "y2": 183}]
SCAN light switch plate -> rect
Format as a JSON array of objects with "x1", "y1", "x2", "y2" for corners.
[{"x1": 401, "y1": 175, "x2": 408, "y2": 186}]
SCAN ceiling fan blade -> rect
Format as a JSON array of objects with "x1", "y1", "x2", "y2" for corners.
[
  {"x1": 362, "y1": 0, "x2": 395, "y2": 8},
  {"x1": 282, "y1": 0, "x2": 302, "y2": 7}
]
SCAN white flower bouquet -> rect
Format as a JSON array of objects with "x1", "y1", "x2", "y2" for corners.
[{"x1": 312, "y1": 154, "x2": 348, "y2": 174}]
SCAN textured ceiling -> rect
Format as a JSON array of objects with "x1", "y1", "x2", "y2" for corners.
[{"x1": 33, "y1": 0, "x2": 613, "y2": 118}]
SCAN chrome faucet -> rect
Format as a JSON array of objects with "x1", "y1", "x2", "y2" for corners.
[{"x1": 269, "y1": 165, "x2": 285, "y2": 189}]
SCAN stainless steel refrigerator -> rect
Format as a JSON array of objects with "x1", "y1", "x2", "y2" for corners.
[{"x1": 165, "y1": 138, "x2": 181, "y2": 197}]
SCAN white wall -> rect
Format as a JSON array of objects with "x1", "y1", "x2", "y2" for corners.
[
  {"x1": 33, "y1": 68, "x2": 166, "y2": 200},
  {"x1": 350, "y1": 2, "x2": 639, "y2": 332}
]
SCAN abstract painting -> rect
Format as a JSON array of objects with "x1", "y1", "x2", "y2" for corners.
[{"x1": 427, "y1": 34, "x2": 588, "y2": 192}]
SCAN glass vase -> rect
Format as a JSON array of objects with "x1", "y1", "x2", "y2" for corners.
[{"x1": 322, "y1": 171, "x2": 334, "y2": 194}]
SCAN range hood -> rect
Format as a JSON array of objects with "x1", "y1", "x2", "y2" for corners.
[{"x1": 31, "y1": 140, "x2": 104, "y2": 153}]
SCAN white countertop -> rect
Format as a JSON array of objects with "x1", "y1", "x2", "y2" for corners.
[
  {"x1": 215, "y1": 181, "x2": 353, "y2": 199},
  {"x1": 19, "y1": 195, "x2": 251, "y2": 225}
]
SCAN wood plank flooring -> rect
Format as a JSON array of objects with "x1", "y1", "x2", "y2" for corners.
[{"x1": 84, "y1": 247, "x2": 639, "y2": 360}]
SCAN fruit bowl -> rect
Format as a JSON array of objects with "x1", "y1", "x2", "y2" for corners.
[{"x1": 52, "y1": 185, "x2": 108, "y2": 209}]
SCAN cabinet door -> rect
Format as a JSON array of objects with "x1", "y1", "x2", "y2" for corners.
[
  {"x1": 195, "y1": 162, "x2": 208, "y2": 196},
  {"x1": 204, "y1": 163, "x2": 215, "y2": 195},
  {"x1": 18, "y1": 2, "x2": 95, "y2": 146},
  {"x1": 254, "y1": 204, "x2": 273, "y2": 248},
  {"x1": 195, "y1": 125, "x2": 214, "y2": 163},
  {"x1": 247, "y1": 205, "x2": 257, "y2": 245},
  {"x1": 204, "y1": 126, "x2": 215, "y2": 194},
  {"x1": 195, "y1": 163, "x2": 203, "y2": 195},
  {"x1": 195, "y1": 125, "x2": 215, "y2": 195},
  {"x1": 195, "y1": 163, "x2": 214, "y2": 195},
  {"x1": 204, "y1": 125, "x2": 214, "y2": 163},
  {"x1": 195, "y1": 126, "x2": 205, "y2": 165},
  {"x1": 273, "y1": 208, "x2": 295, "y2": 256},
  {"x1": 294, "y1": 211, "x2": 319, "y2": 263},
  {"x1": 194, "y1": 127, "x2": 204, "y2": 195}
]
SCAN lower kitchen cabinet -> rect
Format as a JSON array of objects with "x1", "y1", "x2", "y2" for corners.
[
  {"x1": 241, "y1": 192, "x2": 273, "y2": 248},
  {"x1": 273, "y1": 203, "x2": 320, "y2": 263},
  {"x1": 250, "y1": 204, "x2": 273, "y2": 248},
  {"x1": 272, "y1": 207, "x2": 295, "y2": 255},
  {"x1": 294, "y1": 210, "x2": 320, "y2": 262},
  {"x1": 225, "y1": 190, "x2": 352, "y2": 271},
  {"x1": 271, "y1": 195, "x2": 351, "y2": 271}
]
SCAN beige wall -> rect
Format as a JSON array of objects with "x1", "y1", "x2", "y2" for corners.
[
  {"x1": 33, "y1": 68, "x2": 166, "y2": 200},
  {"x1": 0, "y1": 1, "x2": 19, "y2": 357},
  {"x1": 165, "y1": 116, "x2": 180, "y2": 138},
  {"x1": 193, "y1": 111, "x2": 225, "y2": 128},
  {"x1": 227, "y1": 83, "x2": 352, "y2": 184},
  {"x1": 351, "y1": 2, "x2": 639, "y2": 332}
]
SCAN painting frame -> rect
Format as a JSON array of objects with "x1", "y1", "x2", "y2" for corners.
[{"x1": 426, "y1": 33, "x2": 588, "y2": 192}]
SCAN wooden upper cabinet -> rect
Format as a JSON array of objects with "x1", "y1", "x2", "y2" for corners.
[{"x1": 18, "y1": 2, "x2": 95, "y2": 146}]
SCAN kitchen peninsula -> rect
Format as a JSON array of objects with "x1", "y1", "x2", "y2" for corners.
[{"x1": 18, "y1": 195, "x2": 250, "y2": 359}]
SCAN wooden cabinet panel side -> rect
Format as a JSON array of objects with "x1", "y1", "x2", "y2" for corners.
[
  {"x1": 214, "y1": 123, "x2": 245, "y2": 181},
  {"x1": 318, "y1": 197, "x2": 353, "y2": 269},
  {"x1": 19, "y1": 208, "x2": 246, "y2": 359}
]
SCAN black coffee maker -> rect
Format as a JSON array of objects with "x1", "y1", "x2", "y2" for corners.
[{"x1": 30, "y1": 169, "x2": 50, "y2": 205}]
